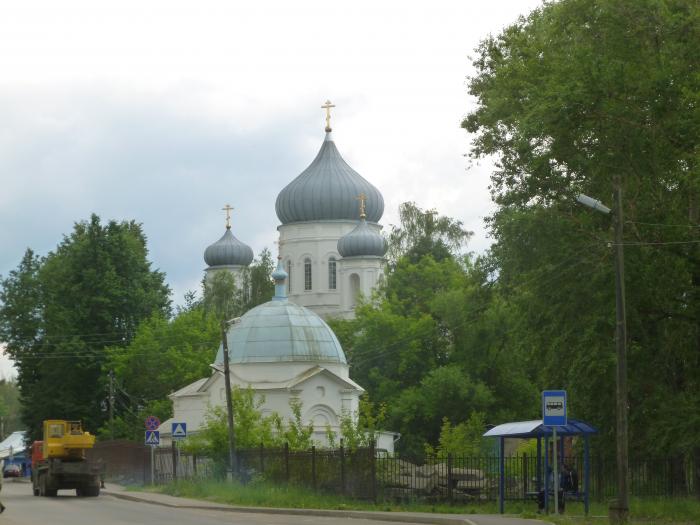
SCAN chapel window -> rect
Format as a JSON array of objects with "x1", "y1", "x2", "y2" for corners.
[
  {"x1": 287, "y1": 260, "x2": 292, "y2": 293},
  {"x1": 304, "y1": 258, "x2": 312, "y2": 290},
  {"x1": 328, "y1": 257, "x2": 337, "y2": 290}
]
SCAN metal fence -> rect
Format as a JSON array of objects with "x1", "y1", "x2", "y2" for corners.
[{"x1": 92, "y1": 441, "x2": 698, "y2": 503}]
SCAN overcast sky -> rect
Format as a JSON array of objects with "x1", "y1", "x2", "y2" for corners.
[{"x1": 0, "y1": 0, "x2": 544, "y2": 377}]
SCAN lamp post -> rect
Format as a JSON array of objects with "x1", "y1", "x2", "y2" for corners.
[
  {"x1": 577, "y1": 183, "x2": 629, "y2": 524},
  {"x1": 220, "y1": 317, "x2": 241, "y2": 480}
]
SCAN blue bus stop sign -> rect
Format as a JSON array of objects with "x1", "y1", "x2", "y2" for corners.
[{"x1": 542, "y1": 390, "x2": 567, "y2": 426}]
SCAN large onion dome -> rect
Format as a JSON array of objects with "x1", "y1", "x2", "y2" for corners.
[
  {"x1": 337, "y1": 218, "x2": 388, "y2": 257},
  {"x1": 214, "y1": 260, "x2": 346, "y2": 365},
  {"x1": 275, "y1": 132, "x2": 384, "y2": 224},
  {"x1": 204, "y1": 228, "x2": 254, "y2": 267}
]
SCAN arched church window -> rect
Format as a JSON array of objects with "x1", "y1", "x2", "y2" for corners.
[
  {"x1": 286, "y1": 260, "x2": 292, "y2": 293},
  {"x1": 304, "y1": 258, "x2": 312, "y2": 291},
  {"x1": 328, "y1": 257, "x2": 337, "y2": 290}
]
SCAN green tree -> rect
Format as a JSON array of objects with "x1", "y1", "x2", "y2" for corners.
[
  {"x1": 0, "y1": 215, "x2": 170, "y2": 440},
  {"x1": 464, "y1": 0, "x2": 700, "y2": 473},
  {"x1": 387, "y1": 202, "x2": 472, "y2": 265},
  {"x1": 100, "y1": 307, "x2": 219, "y2": 440}
]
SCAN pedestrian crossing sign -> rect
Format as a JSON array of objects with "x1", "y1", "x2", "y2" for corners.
[
  {"x1": 145, "y1": 430, "x2": 160, "y2": 446},
  {"x1": 171, "y1": 422, "x2": 187, "y2": 440}
]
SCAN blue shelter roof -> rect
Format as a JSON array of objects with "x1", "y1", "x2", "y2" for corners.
[{"x1": 483, "y1": 419, "x2": 597, "y2": 438}]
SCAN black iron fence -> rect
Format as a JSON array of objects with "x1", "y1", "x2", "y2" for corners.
[{"x1": 93, "y1": 441, "x2": 698, "y2": 503}]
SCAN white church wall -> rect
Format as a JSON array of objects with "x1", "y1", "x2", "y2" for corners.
[{"x1": 278, "y1": 220, "x2": 383, "y2": 319}]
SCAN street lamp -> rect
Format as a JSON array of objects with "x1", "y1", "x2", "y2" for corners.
[
  {"x1": 577, "y1": 187, "x2": 629, "y2": 524},
  {"x1": 220, "y1": 316, "x2": 241, "y2": 480}
]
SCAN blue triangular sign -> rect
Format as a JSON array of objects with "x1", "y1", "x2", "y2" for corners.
[{"x1": 172, "y1": 422, "x2": 187, "y2": 438}]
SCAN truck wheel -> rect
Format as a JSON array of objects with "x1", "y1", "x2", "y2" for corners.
[
  {"x1": 45, "y1": 488, "x2": 57, "y2": 497},
  {"x1": 76, "y1": 487, "x2": 84, "y2": 497},
  {"x1": 33, "y1": 486, "x2": 39, "y2": 496},
  {"x1": 86, "y1": 486, "x2": 100, "y2": 497}
]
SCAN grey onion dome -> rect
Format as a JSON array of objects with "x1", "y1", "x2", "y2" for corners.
[
  {"x1": 203, "y1": 228, "x2": 254, "y2": 267},
  {"x1": 337, "y1": 218, "x2": 388, "y2": 257},
  {"x1": 275, "y1": 132, "x2": 384, "y2": 224}
]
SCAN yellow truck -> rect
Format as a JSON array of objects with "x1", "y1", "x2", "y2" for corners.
[{"x1": 31, "y1": 420, "x2": 101, "y2": 497}]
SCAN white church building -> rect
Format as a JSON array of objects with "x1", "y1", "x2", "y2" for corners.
[{"x1": 158, "y1": 103, "x2": 397, "y2": 451}]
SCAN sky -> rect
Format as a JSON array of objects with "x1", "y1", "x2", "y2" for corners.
[{"x1": 0, "y1": 0, "x2": 544, "y2": 378}]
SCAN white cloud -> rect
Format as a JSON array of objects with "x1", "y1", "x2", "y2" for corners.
[{"x1": 0, "y1": 0, "x2": 543, "y2": 374}]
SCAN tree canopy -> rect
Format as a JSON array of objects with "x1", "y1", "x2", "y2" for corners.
[
  {"x1": 0, "y1": 215, "x2": 171, "y2": 440},
  {"x1": 463, "y1": 0, "x2": 700, "y2": 460}
]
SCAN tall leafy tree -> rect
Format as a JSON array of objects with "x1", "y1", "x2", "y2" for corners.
[
  {"x1": 464, "y1": 0, "x2": 700, "y2": 477},
  {"x1": 0, "y1": 215, "x2": 170, "y2": 440}
]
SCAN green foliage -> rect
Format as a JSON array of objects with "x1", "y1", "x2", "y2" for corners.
[
  {"x1": 0, "y1": 215, "x2": 170, "y2": 440},
  {"x1": 463, "y1": 0, "x2": 700, "y2": 462},
  {"x1": 0, "y1": 379, "x2": 22, "y2": 437},
  {"x1": 326, "y1": 398, "x2": 387, "y2": 451},
  {"x1": 99, "y1": 307, "x2": 219, "y2": 440},
  {"x1": 183, "y1": 387, "x2": 316, "y2": 471},
  {"x1": 387, "y1": 202, "x2": 472, "y2": 265},
  {"x1": 424, "y1": 412, "x2": 488, "y2": 457},
  {"x1": 277, "y1": 398, "x2": 314, "y2": 451}
]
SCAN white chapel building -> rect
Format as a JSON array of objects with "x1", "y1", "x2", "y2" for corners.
[{"x1": 158, "y1": 104, "x2": 396, "y2": 451}]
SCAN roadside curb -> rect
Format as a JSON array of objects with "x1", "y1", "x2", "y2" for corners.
[{"x1": 102, "y1": 489, "x2": 478, "y2": 525}]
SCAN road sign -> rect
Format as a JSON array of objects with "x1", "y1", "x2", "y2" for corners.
[
  {"x1": 145, "y1": 430, "x2": 160, "y2": 446},
  {"x1": 171, "y1": 422, "x2": 187, "y2": 440},
  {"x1": 144, "y1": 415, "x2": 161, "y2": 430},
  {"x1": 542, "y1": 390, "x2": 567, "y2": 426}
]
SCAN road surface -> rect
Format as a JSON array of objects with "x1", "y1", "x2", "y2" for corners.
[{"x1": 0, "y1": 480, "x2": 442, "y2": 525}]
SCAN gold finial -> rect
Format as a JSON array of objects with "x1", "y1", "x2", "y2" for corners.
[
  {"x1": 222, "y1": 204, "x2": 234, "y2": 229},
  {"x1": 356, "y1": 193, "x2": 367, "y2": 219},
  {"x1": 321, "y1": 99, "x2": 335, "y2": 132}
]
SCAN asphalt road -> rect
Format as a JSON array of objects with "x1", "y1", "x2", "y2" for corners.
[{"x1": 0, "y1": 480, "x2": 438, "y2": 525}]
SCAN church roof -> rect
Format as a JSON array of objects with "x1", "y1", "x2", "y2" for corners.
[
  {"x1": 213, "y1": 299, "x2": 347, "y2": 365},
  {"x1": 275, "y1": 132, "x2": 384, "y2": 224},
  {"x1": 204, "y1": 228, "x2": 254, "y2": 267},
  {"x1": 338, "y1": 217, "x2": 388, "y2": 258}
]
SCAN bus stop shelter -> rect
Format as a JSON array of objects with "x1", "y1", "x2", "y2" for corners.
[{"x1": 483, "y1": 419, "x2": 597, "y2": 515}]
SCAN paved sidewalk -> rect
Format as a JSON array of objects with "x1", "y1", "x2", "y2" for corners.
[{"x1": 102, "y1": 484, "x2": 552, "y2": 525}]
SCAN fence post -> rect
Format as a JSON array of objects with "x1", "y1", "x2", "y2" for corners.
[
  {"x1": 285, "y1": 442, "x2": 290, "y2": 483},
  {"x1": 340, "y1": 439, "x2": 346, "y2": 495},
  {"x1": 311, "y1": 445, "x2": 317, "y2": 492},
  {"x1": 448, "y1": 453, "x2": 453, "y2": 504},
  {"x1": 260, "y1": 442, "x2": 264, "y2": 474},
  {"x1": 193, "y1": 453, "x2": 197, "y2": 477},
  {"x1": 522, "y1": 452, "x2": 528, "y2": 499},
  {"x1": 371, "y1": 440, "x2": 377, "y2": 503},
  {"x1": 171, "y1": 441, "x2": 177, "y2": 481}
]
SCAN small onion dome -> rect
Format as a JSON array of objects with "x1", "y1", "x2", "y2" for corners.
[
  {"x1": 203, "y1": 228, "x2": 254, "y2": 267},
  {"x1": 337, "y1": 218, "x2": 388, "y2": 257},
  {"x1": 275, "y1": 132, "x2": 384, "y2": 224}
]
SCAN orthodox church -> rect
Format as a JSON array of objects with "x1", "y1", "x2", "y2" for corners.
[{"x1": 158, "y1": 102, "x2": 396, "y2": 451}]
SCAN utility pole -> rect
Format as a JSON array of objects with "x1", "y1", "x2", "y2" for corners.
[
  {"x1": 108, "y1": 369, "x2": 115, "y2": 441},
  {"x1": 221, "y1": 320, "x2": 237, "y2": 479},
  {"x1": 577, "y1": 187, "x2": 629, "y2": 524},
  {"x1": 611, "y1": 179, "x2": 629, "y2": 524}
]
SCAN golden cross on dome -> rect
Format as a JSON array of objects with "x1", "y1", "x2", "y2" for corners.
[
  {"x1": 321, "y1": 100, "x2": 335, "y2": 132},
  {"x1": 356, "y1": 193, "x2": 367, "y2": 219},
  {"x1": 222, "y1": 204, "x2": 234, "y2": 229}
]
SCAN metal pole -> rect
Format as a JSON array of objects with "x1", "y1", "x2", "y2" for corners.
[
  {"x1": 585, "y1": 435, "x2": 590, "y2": 516},
  {"x1": 553, "y1": 428, "x2": 559, "y2": 514},
  {"x1": 499, "y1": 437, "x2": 505, "y2": 514},
  {"x1": 150, "y1": 446, "x2": 155, "y2": 485},
  {"x1": 221, "y1": 320, "x2": 237, "y2": 480},
  {"x1": 611, "y1": 178, "x2": 629, "y2": 524},
  {"x1": 108, "y1": 369, "x2": 115, "y2": 440}
]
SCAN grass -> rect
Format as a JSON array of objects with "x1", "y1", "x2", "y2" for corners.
[{"x1": 131, "y1": 481, "x2": 700, "y2": 524}]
